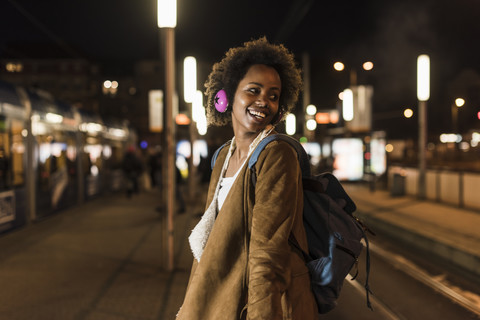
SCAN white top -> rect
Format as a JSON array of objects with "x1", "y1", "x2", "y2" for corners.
[{"x1": 217, "y1": 159, "x2": 246, "y2": 211}]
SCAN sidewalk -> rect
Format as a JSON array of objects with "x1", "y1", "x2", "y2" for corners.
[
  {"x1": 344, "y1": 183, "x2": 480, "y2": 281},
  {"x1": 0, "y1": 187, "x2": 205, "y2": 320},
  {"x1": 1, "y1": 182, "x2": 479, "y2": 320}
]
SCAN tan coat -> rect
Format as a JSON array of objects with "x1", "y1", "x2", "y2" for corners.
[{"x1": 177, "y1": 139, "x2": 318, "y2": 320}]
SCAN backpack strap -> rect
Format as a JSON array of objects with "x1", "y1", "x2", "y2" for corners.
[
  {"x1": 247, "y1": 134, "x2": 311, "y2": 177},
  {"x1": 211, "y1": 140, "x2": 231, "y2": 170}
]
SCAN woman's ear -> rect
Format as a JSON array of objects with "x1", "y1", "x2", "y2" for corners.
[{"x1": 271, "y1": 108, "x2": 284, "y2": 125}]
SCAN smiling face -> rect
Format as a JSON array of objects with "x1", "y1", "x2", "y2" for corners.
[{"x1": 231, "y1": 64, "x2": 281, "y2": 138}]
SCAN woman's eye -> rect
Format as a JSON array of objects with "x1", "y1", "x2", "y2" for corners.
[
  {"x1": 270, "y1": 94, "x2": 278, "y2": 101},
  {"x1": 247, "y1": 87, "x2": 259, "y2": 94}
]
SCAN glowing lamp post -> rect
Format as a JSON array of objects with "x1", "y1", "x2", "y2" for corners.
[
  {"x1": 417, "y1": 54, "x2": 430, "y2": 199},
  {"x1": 184, "y1": 56, "x2": 198, "y2": 198},
  {"x1": 184, "y1": 57, "x2": 196, "y2": 103},
  {"x1": 285, "y1": 114, "x2": 296, "y2": 135},
  {"x1": 452, "y1": 97, "x2": 465, "y2": 133},
  {"x1": 158, "y1": 0, "x2": 176, "y2": 271},
  {"x1": 342, "y1": 88, "x2": 354, "y2": 122}
]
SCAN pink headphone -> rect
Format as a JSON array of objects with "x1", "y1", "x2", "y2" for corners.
[{"x1": 214, "y1": 89, "x2": 228, "y2": 113}]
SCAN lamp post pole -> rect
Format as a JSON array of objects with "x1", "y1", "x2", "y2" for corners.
[
  {"x1": 451, "y1": 98, "x2": 465, "y2": 133},
  {"x1": 158, "y1": 0, "x2": 176, "y2": 271},
  {"x1": 417, "y1": 54, "x2": 430, "y2": 200},
  {"x1": 164, "y1": 27, "x2": 175, "y2": 271},
  {"x1": 418, "y1": 99, "x2": 427, "y2": 199}
]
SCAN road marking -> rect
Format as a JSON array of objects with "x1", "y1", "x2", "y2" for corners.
[
  {"x1": 347, "y1": 275, "x2": 404, "y2": 320},
  {"x1": 368, "y1": 241, "x2": 480, "y2": 317}
]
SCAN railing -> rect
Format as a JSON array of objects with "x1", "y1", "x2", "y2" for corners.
[{"x1": 388, "y1": 165, "x2": 480, "y2": 211}]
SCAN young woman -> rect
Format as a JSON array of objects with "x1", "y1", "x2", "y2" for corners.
[{"x1": 177, "y1": 37, "x2": 318, "y2": 320}]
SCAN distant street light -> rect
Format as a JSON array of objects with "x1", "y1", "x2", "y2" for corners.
[
  {"x1": 306, "y1": 104, "x2": 317, "y2": 116},
  {"x1": 333, "y1": 61, "x2": 345, "y2": 71},
  {"x1": 102, "y1": 80, "x2": 118, "y2": 96},
  {"x1": 158, "y1": 0, "x2": 176, "y2": 271},
  {"x1": 417, "y1": 54, "x2": 430, "y2": 199},
  {"x1": 334, "y1": 61, "x2": 374, "y2": 86},
  {"x1": 306, "y1": 119, "x2": 317, "y2": 131},
  {"x1": 363, "y1": 61, "x2": 374, "y2": 71},
  {"x1": 404, "y1": 108, "x2": 414, "y2": 118},
  {"x1": 455, "y1": 98, "x2": 465, "y2": 107}
]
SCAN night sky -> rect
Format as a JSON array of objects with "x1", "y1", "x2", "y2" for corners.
[{"x1": 1, "y1": 0, "x2": 479, "y2": 138}]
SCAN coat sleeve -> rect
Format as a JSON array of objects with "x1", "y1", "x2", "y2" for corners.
[{"x1": 246, "y1": 142, "x2": 302, "y2": 320}]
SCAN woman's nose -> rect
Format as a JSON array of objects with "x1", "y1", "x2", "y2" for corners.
[{"x1": 255, "y1": 93, "x2": 268, "y2": 107}]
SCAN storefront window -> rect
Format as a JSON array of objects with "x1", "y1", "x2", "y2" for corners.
[{"x1": 0, "y1": 116, "x2": 25, "y2": 190}]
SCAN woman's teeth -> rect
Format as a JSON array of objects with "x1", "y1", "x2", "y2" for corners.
[{"x1": 248, "y1": 110, "x2": 266, "y2": 119}]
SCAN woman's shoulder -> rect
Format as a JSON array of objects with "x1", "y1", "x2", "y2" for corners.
[
  {"x1": 255, "y1": 138, "x2": 299, "y2": 169},
  {"x1": 262, "y1": 138, "x2": 298, "y2": 158}
]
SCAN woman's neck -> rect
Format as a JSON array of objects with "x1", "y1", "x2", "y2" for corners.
[
  {"x1": 233, "y1": 132, "x2": 258, "y2": 158},
  {"x1": 233, "y1": 125, "x2": 273, "y2": 160}
]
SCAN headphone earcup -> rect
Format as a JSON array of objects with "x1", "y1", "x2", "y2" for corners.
[{"x1": 214, "y1": 89, "x2": 228, "y2": 113}]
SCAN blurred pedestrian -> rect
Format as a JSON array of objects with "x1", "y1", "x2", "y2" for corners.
[
  {"x1": 177, "y1": 37, "x2": 317, "y2": 319},
  {"x1": 122, "y1": 145, "x2": 143, "y2": 198},
  {"x1": 176, "y1": 164, "x2": 186, "y2": 213},
  {"x1": 148, "y1": 146, "x2": 162, "y2": 188}
]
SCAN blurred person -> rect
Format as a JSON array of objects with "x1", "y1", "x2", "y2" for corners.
[
  {"x1": 176, "y1": 163, "x2": 186, "y2": 213},
  {"x1": 148, "y1": 146, "x2": 162, "y2": 188},
  {"x1": 177, "y1": 38, "x2": 318, "y2": 320},
  {"x1": 122, "y1": 145, "x2": 143, "y2": 198}
]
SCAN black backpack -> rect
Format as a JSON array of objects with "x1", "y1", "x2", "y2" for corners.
[{"x1": 212, "y1": 133, "x2": 374, "y2": 314}]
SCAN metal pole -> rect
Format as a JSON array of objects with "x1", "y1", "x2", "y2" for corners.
[
  {"x1": 302, "y1": 52, "x2": 311, "y2": 139},
  {"x1": 16, "y1": 87, "x2": 36, "y2": 222},
  {"x1": 164, "y1": 27, "x2": 175, "y2": 271},
  {"x1": 189, "y1": 114, "x2": 197, "y2": 198},
  {"x1": 418, "y1": 100, "x2": 427, "y2": 199},
  {"x1": 349, "y1": 69, "x2": 357, "y2": 87},
  {"x1": 452, "y1": 104, "x2": 458, "y2": 133}
]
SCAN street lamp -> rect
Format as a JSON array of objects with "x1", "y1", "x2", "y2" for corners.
[
  {"x1": 334, "y1": 61, "x2": 374, "y2": 133},
  {"x1": 452, "y1": 97, "x2": 465, "y2": 133},
  {"x1": 333, "y1": 61, "x2": 374, "y2": 86},
  {"x1": 417, "y1": 54, "x2": 430, "y2": 199},
  {"x1": 158, "y1": 0, "x2": 176, "y2": 271}
]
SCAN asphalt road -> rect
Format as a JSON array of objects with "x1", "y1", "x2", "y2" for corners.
[{"x1": 321, "y1": 236, "x2": 480, "y2": 320}]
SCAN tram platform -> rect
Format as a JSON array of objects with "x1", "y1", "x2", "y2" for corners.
[
  {"x1": 344, "y1": 182, "x2": 480, "y2": 283},
  {"x1": 0, "y1": 181, "x2": 479, "y2": 319}
]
